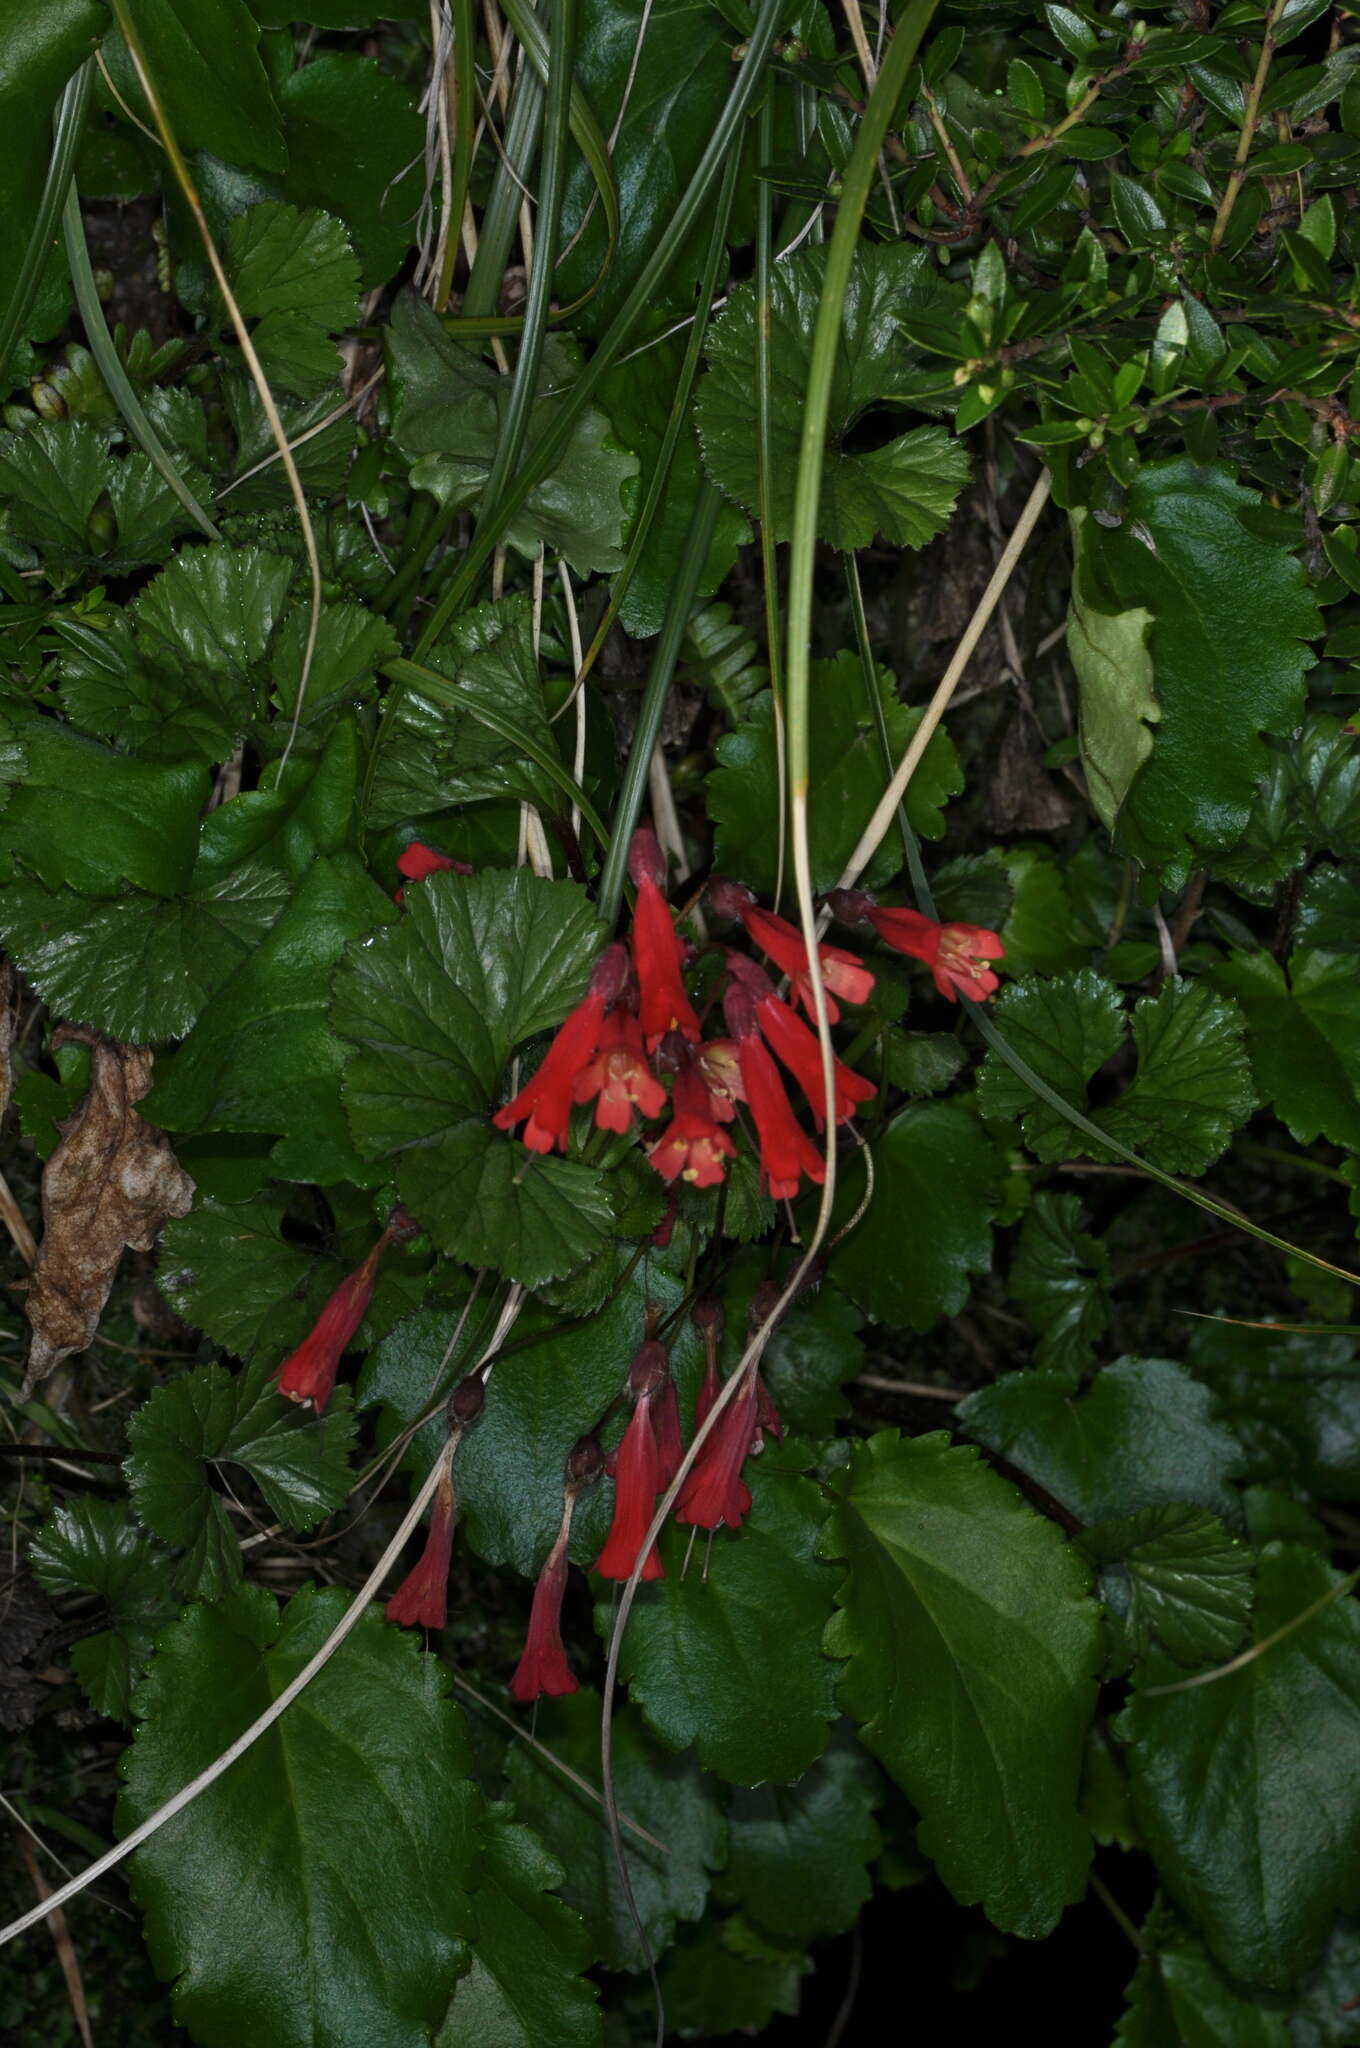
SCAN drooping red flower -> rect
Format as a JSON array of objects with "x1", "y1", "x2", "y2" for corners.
[
  {"x1": 595, "y1": 1346, "x2": 668, "y2": 1581},
  {"x1": 629, "y1": 827, "x2": 701, "y2": 1050},
  {"x1": 394, "y1": 841, "x2": 473, "y2": 902},
  {"x1": 572, "y1": 1006, "x2": 667, "y2": 1134},
  {"x1": 867, "y1": 906, "x2": 1004, "y2": 1002},
  {"x1": 724, "y1": 984, "x2": 826, "y2": 1201},
  {"x1": 648, "y1": 1064, "x2": 736, "y2": 1189},
  {"x1": 727, "y1": 954, "x2": 874, "y2": 1128},
  {"x1": 831, "y1": 891, "x2": 1005, "y2": 1003},
  {"x1": 493, "y1": 944, "x2": 629, "y2": 1153},
  {"x1": 386, "y1": 1454, "x2": 457, "y2": 1629},
  {"x1": 677, "y1": 1372, "x2": 758, "y2": 1531},
  {"x1": 275, "y1": 1232, "x2": 388, "y2": 1414},
  {"x1": 709, "y1": 882, "x2": 874, "y2": 1023},
  {"x1": 510, "y1": 1526, "x2": 578, "y2": 1702}
]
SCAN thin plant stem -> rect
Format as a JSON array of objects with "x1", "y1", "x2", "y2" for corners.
[
  {"x1": 1210, "y1": 0, "x2": 1288, "y2": 256},
  {"x1": 595, "y1": 483, "x2": 722, "y2": 928}
]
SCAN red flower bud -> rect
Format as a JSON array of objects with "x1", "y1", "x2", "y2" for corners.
[
  {"x1": 385, "y1": 1456, "x2": 456, "y2": 1630},
  {"x1": 629, "y1": 829, "x2": 701, "y2": 1051},
  {"x1": 274, "y1": 1234, "x2": 387, "y2": 1414},
  {"x1": 394, "y1": 842, "x2": 473, "y2": 902},
  {"x1": 595, "y1": 1364, "x2": 668, "y2": 1582},
  {"x1": 509, "y1": 1526, "x2": 578, "y2": 1702},
  {"x1": 677, "y1": 1375, "x2": 758, "y2": 1531}
]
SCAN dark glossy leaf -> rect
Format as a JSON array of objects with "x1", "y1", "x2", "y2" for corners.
[
  {"x1": 503, "y1": 1691, "x2": 726, "y2": 1975},
  {"x1": 332, "y1": 867, "x2": 612, "y2": 1286},
  {"x1": 1009, "y1": 1191, "x2": 1111, "y2": 1378},
  {"x1": 0, "y1": 714, "x2": 208, "y2": 897},
  {"x1": 29, "y1": 1498, "x2": 175, "y2": 1721},
  {"x1": 388, "y1": 293, "x2": 637, "y2": 576},
  {"x1": 555, "y1": 0, "x2": 737, "y2": 338},
  {"x1": 598, "y1": 340, "x2": 748, "y2": 638},
  {"x1": 978, "y1": 972, "x2": 1255, "y2": 1174},
  {"x1": 720, "y1": 1725, "x2": 882, "y2": 1946},
  {"x1": 0, "y1": 420, "x2": 200, "y2": 573},
  {"x1": 960, "y1": 1357, "x2": 1246, "y2": 1525},
  {"x1": 604, "y1": 1448, "x2": 841, "y2": 1786},
  {"x1": 831, "y1": 1101, "x2": 1004, "y2": 1332},
  {"x1": 0, "y1": 855, "x2": 287, "y2": 1044},
  {"x1": 437, "y1": 1807, "x2": 601, "y2": 2048},
  {"x1": 109, "y1": 0, "x2": 285, "y2": 173},
  {"x1": 1078, "y1": 460, "x2": 1321, "y2": 883},
  {"x1": 1119, "y1": 1546, "x2": 1360, "y2": 1987},
  {"x1": 1080, "y1": 1504, "x2": 1254, "y2": 1669},
  {"x1": 368, "y1": 595, "x2": 559, "y2": 832},
  {"x1": 126, "y1": 1358, "x2": 356, "y2": 1597},
  {"x1": 119, "y1": 1583, "x2": 479, "y2": 2047},
  {"x1": 1213, "y1": 945, "x2": 1360, "y2": 1153},
  {"x1": 223, "y1": 201, "x2": 359, "y2": 400},
  {"x1": 272, "y1": 54, "x2": 425, "y2": 290},
  {"x1": 655, "y1": 1914, "x2": 807, "y2": 2036},
  {"x1": 144, "y1": 853, "x2": 395, "y2": 1145},
  {"x1": 823, "y1": 1431, "x2": 1101, "y2": 1937},
  {"x1": 708, "y1": 655, "x2": 961, "y2": 895},
  {"x1": 697, "y1": 243, "x2": 970, "y2": 548},
  {"x1": 156, "y1": 1196, "x2": 344, "y2": 1368},
  {"x1": 1184, "y1": 1321, "x2": 1360, "y2": 1502}
]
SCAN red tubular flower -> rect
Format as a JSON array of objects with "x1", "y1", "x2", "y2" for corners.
[
  {"x1": 726, "y1": 956, "x2": 874, "y2": 1128},
  {"x1": 677, "y1": 1374, "x2": 758, "y2": 1531},
  {"x1": 724, "y1": 985, "x2": 826, "y2": 1201},
  {"x1": 386, "y1": 1455, "x2": 456, "y2": 1629},
  {"x1": 709, "y1": 882, "x2": 874, "y2": 1023},
  {"x1": 648, "y1": 1064, "x2": 736, "y2": 1189},
  {"x1": 275, "y1": 1233, "x2": 388, "y2": 1414},
  {"x1": 494, "y1": 944, "x2": 629, "y2": 1153},
  {"x1": 510, "y1": 1526, "x2": 578, "y2": 1702},
  {"x1": 394, "y1": 842, "x2": 472, "y2": 903},
  {"x1": 629, "y1": 827, "x2": 701, "y2": 1050},
  {"x1": 595, "y1": 1347, "x2": 668, "y2": 1581},
  {"x1": 864, "y1": 905, "x2": 1004, "y2": 1003},
  {"x1": 572, "y1": 1007, "x2": 667, "y2": 1134}
]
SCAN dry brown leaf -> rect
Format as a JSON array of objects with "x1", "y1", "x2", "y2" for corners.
[{"x1": 22, "y1": 1029, "x2": 194, "y2": 1398}]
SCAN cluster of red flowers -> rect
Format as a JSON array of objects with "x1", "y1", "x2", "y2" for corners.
[
  {"x1": 378, "y1": 1295, "x2": 786, "y2": 1703},
  {"x1": 262, "y1": 831, "x2": 1007, "y2": 1699},
  {"x1": 490, "y1": 824, "x2": 1004, "y2": 1201}
]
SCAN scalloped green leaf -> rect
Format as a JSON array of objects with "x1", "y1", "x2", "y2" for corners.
[
  {"x1": 830, "y1": 1100, "x2": 1004, "y2": 1332},
  {"x1": 1076, "y1": 459, "x2": 1321, "y2": 883},
  {"x1": 29, "y1": 1499, "x2": 176, "y2": 1721},
  {"x1": 437, "y1": 1808, "x2": 601, "y2": 2048},
  {"x1": 960, "y1": 1358, "x2": 1246, "y2": 1525},
  {"x1": 119, "y1": 1582, "x2": 479, "y2": 2048},
  {"x1": 603, "y1": 1450, "x2": 842, "y2": 1786},
  {"x1": 697, "y1": 243, "x2": 969, "y2": 549},
  {"x1": 822, "y1": 1431, "x2": 1101, "y2": 1937},
  {"x1": 1119, "y1": 1546, "x2": 1360, "y2": 1988},
  {"x1": 126, "y1": 1359, "x2": 356, "y2": 1598},
  {"x1": 331, "y1": 868, "x2": 612, "y2": 1286},
  {"x1": 708, "y1": 654, "x2": 961, "y2": 895}
]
